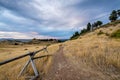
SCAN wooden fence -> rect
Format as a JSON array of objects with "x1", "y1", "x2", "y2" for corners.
[{"x1": 0, "y1": 45, "x2": 52, "y2": 80}]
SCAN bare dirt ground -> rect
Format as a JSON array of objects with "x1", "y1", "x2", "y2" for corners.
[{"x1": 42, "y1": 45, "x2": 107, "y2": 80}]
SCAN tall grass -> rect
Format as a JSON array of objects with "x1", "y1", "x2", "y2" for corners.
[
  {"x1": 0, "y1": 44, "x2": 59, "y2": 80},
  {"x1": 63, "y1": 24, "x2": 120, "y2": 79}
]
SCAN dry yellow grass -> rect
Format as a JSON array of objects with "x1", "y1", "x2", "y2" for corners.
[
  {"x1": 0, "y1": 43, "x2": 60, "y2": 80},
  {"x1": 62, "y1": 23, "x2": 120, "y2": 79},
  {"x1": 0, "y1": 22, "x2": 120, "y2": 80}
]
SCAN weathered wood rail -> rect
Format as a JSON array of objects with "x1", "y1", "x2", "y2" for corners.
[{"x1": 0, "y1": 45, "x2": 52, "y2": 80}]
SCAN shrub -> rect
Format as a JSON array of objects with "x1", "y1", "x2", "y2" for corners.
[
  {"x1": 111, "y1": 29, "x2": 120, "y2": 38},
  {"x1": 70, "y1": 31, "x2": 79, "y2": 40},
  {"x1": 97, "y1": 30, "x2": 104, "y2": 35},
  {"x1": 80, "y1": 29, "x2": 88, "y2": 35}
]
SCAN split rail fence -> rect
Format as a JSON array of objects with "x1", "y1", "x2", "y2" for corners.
[{"x1": 0, "y1": 45, "x2": 52, "y2": 80}]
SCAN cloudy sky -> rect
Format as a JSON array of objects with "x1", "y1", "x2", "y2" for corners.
[{"x1": 0, "y1": 0, "x2": 120, "y2": 39}]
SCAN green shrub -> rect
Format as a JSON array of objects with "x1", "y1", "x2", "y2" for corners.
[
  {"x1": 97, "y1": 30, "x2": 104, "y2": 35},
  {"x1": 70, "y1": 35, "x2": 79, "y2": 40},
  {"x1": 111, "y1": 29, "x2": 120, "y2": 38},
  {"x1": 70, "y1": 31, "x2": 80, "y2": 40}
]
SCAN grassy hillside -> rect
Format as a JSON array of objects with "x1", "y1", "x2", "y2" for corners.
[
  {"x1": 0, "y1": 21, "x2": 120, "y2": 80},
  {"x1": 62, "y1": 21, "x2": 120, "y2": 80}
]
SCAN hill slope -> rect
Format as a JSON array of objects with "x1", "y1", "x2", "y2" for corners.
[
  {"x1": 0, "y1": 21, "x2": 120, "y2": 80},
  {"x1": 43, "y1": 21, "x2": 120, "y2": 80}
]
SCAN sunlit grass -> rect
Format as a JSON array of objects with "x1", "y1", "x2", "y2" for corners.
[
  {"x1": 63, "y1": 24, "x2": 120, "y2": 79},
  {"x1": 0, "y1": 44, "x2": 59, "y2": 80}
]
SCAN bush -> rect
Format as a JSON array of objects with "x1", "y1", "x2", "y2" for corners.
[
  {"x1": 70, "y1": 35, "x2": 79, "y2": 40},
  {"x1": 80, "y1": 29, "x2": 88, "y2": 35},
  {"x1": 97, "y1": 30, "x2": 104, "y2": 35},
  {"x1": 70, "y1": 31, "x2": 79, "y2": 40},
  {"x1": 111, "y1": 29, "x2": 120, "y2": 38}
]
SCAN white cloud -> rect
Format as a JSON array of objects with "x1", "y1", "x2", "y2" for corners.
[
  {"x1": 1, "y1": 1, "x2": 85, "y2": 32},
  {"x1": 0, "y1": 31, "x2": 58, "y2": 39},
  {"x1": 0, "y1": 0, "x2": 115, "y2": 39},
  {"x1": 28, "y1": 0, "x2": 86, "y2": 30}
]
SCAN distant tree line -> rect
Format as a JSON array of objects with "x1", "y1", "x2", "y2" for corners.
[
  {"x1": 70, "y1": 21, "x2": 103, "y2": 39},
  {"x1": 70, "y1": 9, "x2": 120, "y2": 40}
]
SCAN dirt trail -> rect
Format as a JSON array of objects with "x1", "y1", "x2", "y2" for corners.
[{"x1": 42, "y1": 45, "x2": 106, "y2": 80}]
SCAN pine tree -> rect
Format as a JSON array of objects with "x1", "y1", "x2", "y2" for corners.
[
  {"x1": 96, "y1": 21, "x2": 103, "y2": 26},
  {"x1": 117, "y1": 9, "x2": 120, "y2": 17},
  {"x1": 109, "y1": 10, "x2": 118, "y2": 22},
  {"x1": 87, "y1": 22, "x2": 91, "y2": 31}
]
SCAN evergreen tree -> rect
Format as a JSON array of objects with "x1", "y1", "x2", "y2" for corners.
[
  {"x1": 96, "y1": 21, "x2": 103, "y2": 26},
  {"x1": 87, "y1": 22, "x2": 91, "y2": 31},
  {"x1": 109, "y1": 10, "x2": 118, "y2": 22},
  {"x1": 70, "y1": 31, "x2": 79, "y2": 39},
  {"x1": 74, "y1": 31, "x2": 79, "y2": 36},
  {"x1": 117, "y1": 9, "x2": 120, "y2": 17},
  {"x1": 80, "y1": 29, "x2": 87, "y2": 35}
]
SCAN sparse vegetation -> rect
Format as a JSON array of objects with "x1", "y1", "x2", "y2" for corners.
[
  {"x1": 64, "y1": 25, "x2": 120, "y2": 79},
  {"x1": 111, "y1": 29, "x2": 120, "y2": 38},
  {"x1": 70, "y1": 20, "x2": 103, "y2": 40},
  {"x1": 102, "y1": 20, "x2": 120, "y2": 28},
  {"x1": 97, "y1": 30, "x2": 104, "y2": 35},
  {"x1": 70, "y1": 9, "x2": 120, "y2": 40}
]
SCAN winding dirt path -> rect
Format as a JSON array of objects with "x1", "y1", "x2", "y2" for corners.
[
  {"x1": 42, "y1": 45, "x2": 82, "y2": 80},
  {"x1": 42, "y1": 45, "x2": 106, "y2": 80}
]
